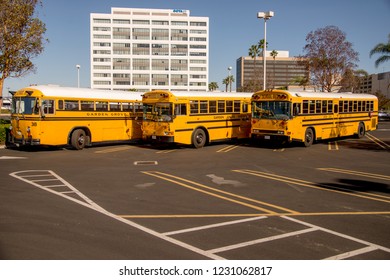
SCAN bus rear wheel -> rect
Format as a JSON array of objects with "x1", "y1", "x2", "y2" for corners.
[
  {"x1": 357, "y1": 122, "x2": 365, "y2": 138},
  {"x1": 304, "y1": 128, "x2": 314, "y2": 147},
  {"x1": 192, "y1": 128, "x2": 207, "y2": 148},
  {"x1": 71, "y1": 129, "x2": 86, "y2": 150}
]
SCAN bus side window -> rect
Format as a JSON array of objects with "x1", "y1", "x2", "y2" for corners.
[
  {"x1": 42, "y1": 100, "x2": 54, "y2": 114},
  {"x1": 95, "y1": 101, "x2": 108, "y2": 111},
  {"x1": 293, "y1": 103, "x2": 301, "y2": 116},
  {"x1": 134, "y1": 102, "x2": 143, "y2": 113},
  {"x1": 58, "y1": 100, "x2": 64, "y2": 110},
  {"x1": 190, "y1": 100, "x2": 199, "y2": 114},
  {"x1": 175, "y1": 104, "x2": 186, "y2": 115},
  {"x1": 242, "y1": 103, "x2": 248, "y2": 113},
  {"x1": 65, "y1": 100, "x2": 79, "y2": 111},
  {"x1": 122, "y1": 102, "x2": 134, "y2": 112},
  {"x1": 109, "y1": 102, "x2": 121, "y2": 111}
]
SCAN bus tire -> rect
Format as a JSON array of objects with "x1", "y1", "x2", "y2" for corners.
[
  {"x1": 71, "y1": 129, "x2": 86, "y2": 150},
  {"x1": 357, "y1": 122, "x2": 365, "y2": 138},
  {"x1": 192, "y1": 128, "x2": 207, "y2": 148},
  {"x1": 304, "y1": 128, "x2": 314, "y2": 147}
]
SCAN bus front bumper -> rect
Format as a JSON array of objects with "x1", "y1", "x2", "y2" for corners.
[
  {"x1": 5, "y1": 129, "x2": 40, "y2": 147},
  {"x1": 144, "y1": 135, "x2": 174, "y2": 143},
  {"x1": 251, "y1": 131, "x2": 290, "y2": 142}
]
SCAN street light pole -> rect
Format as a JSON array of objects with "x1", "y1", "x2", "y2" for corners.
[
  {"x1": 257, "y1": 11, "x2": 274, "y2": 90},
  {"x1": 76, "y1": 65, "x2": 80, "y2": 88}
]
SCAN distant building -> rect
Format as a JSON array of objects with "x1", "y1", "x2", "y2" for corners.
[
  {"x1": 1, "y1": 98, "x2": 11, "y2": 110},
  {"x1": 236, "y1": 51, "x2": 308, "y2": 91},
  {"x1": 356, "y1": 71, "x2": 390, "y2": 98},
  {"x1": 90, "y1": 7, "x2": 209, "y2": 92}
]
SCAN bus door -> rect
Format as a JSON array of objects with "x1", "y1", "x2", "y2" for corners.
[
  {"x1": 173, "y1": 103, "x2": 187, "y2": 126},
  {"x1": 239, "y1": 101, "x2": 251, "y2": 137},
  {"x1": 332, "y1": 99, "x2": 341, "y2": 138}
]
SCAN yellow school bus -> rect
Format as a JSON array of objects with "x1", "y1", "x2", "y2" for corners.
[
  {"x1": 142, "y1": 90, "x2": 252, "y2": 148},
  {"x1": 251, "y1": 89, "x2": 378, "y2": 147},
  {"x1": 7, "y1": 85, "x2": 143, "y2": 149}
]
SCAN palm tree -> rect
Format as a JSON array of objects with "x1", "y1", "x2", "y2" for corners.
[
  {"x1": 370, "y1": 34, "x2": 390, "y2": 68},
  {"x1": 222, "y1": 77, "x2": 229, "y2": 92},
  {"x1": 248, "y1": 44, "x2": 261, "y2": 80},
  {"x1": 270, "y1": 50, "x2": 278, "y2": 88},
  {"x1": 222, "y1": 75, "x2": 235, "y2": 92},
  {"x1": 258, "y1": 39, "x2": 268, "y2": 54},
  {"x1": 208, "y1": 82, "x2": 218, "y2": 92}
]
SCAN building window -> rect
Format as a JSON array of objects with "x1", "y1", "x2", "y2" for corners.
[{"x1": 93, "y1": 18, "x2": 111, "y2": 24}]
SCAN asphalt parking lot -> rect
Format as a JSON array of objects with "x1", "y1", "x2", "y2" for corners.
[{"x1": 0, "y1": 122, "x2": 389, "y2": 260}]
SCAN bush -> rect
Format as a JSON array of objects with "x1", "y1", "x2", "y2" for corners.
[{"x1": 0, "y1": 119, "x2": 11, "y2": 145}]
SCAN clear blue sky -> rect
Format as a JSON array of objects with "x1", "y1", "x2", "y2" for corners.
[{"x1": 3, "y1": 0, "x2": 390, "y2": 96}]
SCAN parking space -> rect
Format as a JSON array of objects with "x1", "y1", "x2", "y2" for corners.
[{"x1": 1, "y1": 122, "x2": 389, "y2": 259}]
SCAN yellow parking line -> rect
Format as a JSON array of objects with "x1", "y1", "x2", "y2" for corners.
[
  {"x1": 118, "y1": 211, "x2": 390, "y2": 219},
  {"x1": 142, "y1": 171, "x2": 299, "y2": 215},
  {"x1": 216, "y1": 145, "x2": 240, "y2": 153},
  {"x1": 156, "y1": 149, "x2": 176, "y2": 154},
  {"x1": 328, "y1": 141, "x2": 339, "y2": 150},
  {"x1": 95, "y1": 146, "x2": 134, "y2": 154},
  {"x1": 366, "y1": 133, "x2": 390, "y2": 149}
]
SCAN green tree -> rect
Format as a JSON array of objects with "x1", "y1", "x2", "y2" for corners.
[
  {"x1": 208, "y1": 82, "x2": 218, "y2": 92},
  {"x1": 290, "y1": 75, "x2": 310, "y2": 90},
  {"x1": 300, "y1": 25, "x2": 358, "y2": 92},
  {"x1": 0, "y1": 0, "x2": 47, "y2": 107},
  {"x1": 374, "y1": 90, "x2": 390, "y2": 109},
  {"x1": 370, "y1": 34, "x2": 390, "y2": 68},
  {"x1": 339, "y1": 69, "x2": 368, "y2": 92}
]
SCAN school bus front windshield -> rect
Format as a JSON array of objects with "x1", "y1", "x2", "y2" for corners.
[
  {"x1": 143, "y1": 102, "x2": 173, "y2": 122},
  {"x1": 12, "y1": 97, "x2": 39, "y2": 115},
  {"x1": 252, "y1": 101, "x2": 291, "y2": 120}
]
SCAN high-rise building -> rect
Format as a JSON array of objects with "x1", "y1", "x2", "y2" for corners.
[
  {"x1": 90, "y1": 7, "x2": 209, "y2": 92},
  {"x1": 356, "y1": 71, "x2": 390, "y2": 98},
  {"x1": 236, "y1": 51, "x2": 308, "y2": 91}
]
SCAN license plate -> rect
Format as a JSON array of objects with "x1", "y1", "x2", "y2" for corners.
[
  {"x1": 264, "y1": 135, "x2": 271, "y2": 140},
  {"x1": 152, "y1": 135, "x2": 157, "y2": 139}
]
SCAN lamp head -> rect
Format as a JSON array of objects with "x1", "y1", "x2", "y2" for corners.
[{"x1": 257, "y1": 11, "x2": 274, "y2": 19}]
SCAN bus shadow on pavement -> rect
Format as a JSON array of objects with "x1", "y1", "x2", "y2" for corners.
[{"x1": 317, "y1": 178, "x2": 390, "y2": 194}]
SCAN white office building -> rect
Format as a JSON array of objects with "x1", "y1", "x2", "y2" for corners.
[{"x1": 90, "y1": 7, "x2": 209, "y2": 92}]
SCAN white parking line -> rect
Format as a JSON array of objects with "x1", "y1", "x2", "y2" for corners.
[
  {"x1": 208, "y1": 227, "x2": 317, "y2": 254},
  {"x1": 9, "y1": 170, "x2": 390, "y2": 260},
  {"x1": 9, "y1": 170, "x2": 224, "y2": 260},
  {"x1": 324, "y1": 246, "x2": 378, "y2": 260},
  {"x1": 163, "y1": 216, "x2": 267, "y2": 236},
  {"x1": 283, "y1": 216, "x2": 390, "y2": 256}
]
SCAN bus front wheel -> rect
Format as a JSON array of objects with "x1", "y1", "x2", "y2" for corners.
[
  {"x1": 304, "y1": 128, "x2": 314, "y2": 147},
  {"x1": 192, "y1": 128, "x2": 207, "y2": 148},
  {"x1": 71, "y1": 129, "x2": 86, "y2": 150}
]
